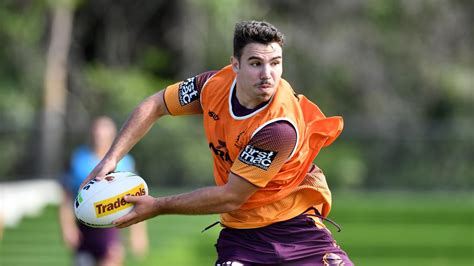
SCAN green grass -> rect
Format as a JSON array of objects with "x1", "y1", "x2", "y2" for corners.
[
  {"x1": 0, "y1": 190, "x2": 473, "y2": 266},
  {"x1": 330, "y1": 191, "x2": 474, "y2": 266}
]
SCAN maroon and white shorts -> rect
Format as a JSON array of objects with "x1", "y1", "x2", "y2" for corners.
[{"x1": 215, "y1": 214, "x2": 353, "y2": 265}]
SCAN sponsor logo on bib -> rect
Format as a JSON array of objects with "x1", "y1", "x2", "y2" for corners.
[
  {"x1": 238, "y1": 145, "x2": 277, "y2": 170},
  {"x1": 178, "y1": 77, "x2": 198, "y2": 106},
  {"x1": 209, "y1": 140, "x2": 233, "y2": 163}
]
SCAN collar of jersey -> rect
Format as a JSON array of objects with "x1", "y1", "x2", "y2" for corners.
[{"x1": 229, "y1": 78, "x2": 273, "y2": 120}]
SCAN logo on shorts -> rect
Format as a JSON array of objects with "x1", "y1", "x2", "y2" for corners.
[
  {"x1": 238, "y1": 144, "x2": 277, "y2": 170},
  {"x1": 217, "y1": 261, "x2": 244, "y2": 266},
  {"x1": 178, "y1": 77, "x2": 198, "y2": 106},
  {"x1": 323, "y1": 253, "x2": 345, "y2": 266}
]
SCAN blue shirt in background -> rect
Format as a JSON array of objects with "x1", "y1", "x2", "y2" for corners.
[{"x1": 66, "y1": 145, "x2": 135, "y2": 195}]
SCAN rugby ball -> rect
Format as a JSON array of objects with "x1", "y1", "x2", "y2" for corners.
[{"x1": 74, "y1": 171, "x2": 148, "y2": 228}]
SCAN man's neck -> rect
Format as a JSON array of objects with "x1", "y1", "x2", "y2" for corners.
[{"x1": 235, "y1": 85, "x2": 267, "y2": 109}]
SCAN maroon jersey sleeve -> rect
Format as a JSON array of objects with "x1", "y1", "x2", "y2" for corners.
[
  {"x1": 163, "y1": 71, "x2": 217, "y2": 115},
  {"x1": 231, "y1": 120, "x2": 297, "y2": 187}
]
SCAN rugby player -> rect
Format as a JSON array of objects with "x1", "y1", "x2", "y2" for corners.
[{"x1": 81, "y1": 21, "x2": 353, "y2": 265}]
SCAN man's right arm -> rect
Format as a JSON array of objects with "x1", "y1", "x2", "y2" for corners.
[
  {"x1": 80, "y1": 70, "x2": 216, "y2": 188},
  {"x1": 80, "y1": 90, "x2": 169, "y2": 188}
]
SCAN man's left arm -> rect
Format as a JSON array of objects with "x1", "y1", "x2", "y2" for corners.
[
  {"x1": 113, "y1": 120, "x2": 297, "y2": 227},
  {"x1": 113, "y1": 172, "x2": 258, "y2": 228}
]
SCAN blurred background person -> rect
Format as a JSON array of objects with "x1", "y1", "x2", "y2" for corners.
[{"x1": 59, "y1": 116, "x2": 148, "y2": 266}]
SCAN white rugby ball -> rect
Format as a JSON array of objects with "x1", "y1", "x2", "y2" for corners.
[{"x1": 74, "y1": 171, "x2": 148, "y2": 228}]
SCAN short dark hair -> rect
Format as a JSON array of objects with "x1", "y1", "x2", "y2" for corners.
[{"x1": 233, "y1": 20, "x2": 285, "y2": 60}]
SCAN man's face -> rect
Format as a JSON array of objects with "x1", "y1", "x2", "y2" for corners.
[{"x1": 231, "y1": 42, "x2": 283, "y2": 108}]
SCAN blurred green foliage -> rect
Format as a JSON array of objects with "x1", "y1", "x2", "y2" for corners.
[{"x1": 0, "y1": 0, "x2": 472, "y2": 189}]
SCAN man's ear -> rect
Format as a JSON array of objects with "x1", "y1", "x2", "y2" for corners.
[{"x1": 230, "y1": 56, "x2": 239, "y2": 73}]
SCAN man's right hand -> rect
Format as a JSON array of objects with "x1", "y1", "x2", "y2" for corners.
[{"x1": 79, "y1": 158, "x2": 117, "y2": 190}]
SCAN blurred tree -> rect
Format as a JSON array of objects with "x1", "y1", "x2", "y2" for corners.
[
  {"x1": 0, "y1": 0, "x2": 48, "y2": 179},
  {"x1": 0, "y1": 0, "x2": 472, "y2": 189},
  {"x1": 263, "y1": 0, "x2": 473, "y2": 189},
  {"x1": 40, "y1": 0, "x2": 75, "y2": 177}
]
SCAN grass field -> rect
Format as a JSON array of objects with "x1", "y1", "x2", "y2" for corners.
[{"x1": 0, "y1": 190, "x2": 473, "y2": 266}]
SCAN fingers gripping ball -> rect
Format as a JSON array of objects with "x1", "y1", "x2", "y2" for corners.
[{"x1": 74, "y1": 172, "x2": 148, "y2": 228}]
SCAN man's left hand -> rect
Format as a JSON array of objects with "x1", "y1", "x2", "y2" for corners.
[{"x1": 113, "y1": 195, "x2": 158, "y2": 228}]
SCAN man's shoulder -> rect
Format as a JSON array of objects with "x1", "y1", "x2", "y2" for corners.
[
  {"x1": 200, "y1": 65, "x2": 235, "y2": 104},
  {"x1": 256, "y1": 120, "x2": 297, "y2": 140},
  {"x1": 203, "y1": 65, "x2": 234, "y2": 82}
]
